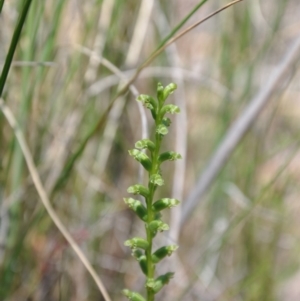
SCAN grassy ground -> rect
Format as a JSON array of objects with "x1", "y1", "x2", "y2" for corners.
[{"x1": 1, "y1": 0, "x2": 300, "y2": 300}]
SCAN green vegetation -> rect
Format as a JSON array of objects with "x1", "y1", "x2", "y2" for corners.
[{"x1": 123, "y1": 83, "x2": 180, "y2": 301}]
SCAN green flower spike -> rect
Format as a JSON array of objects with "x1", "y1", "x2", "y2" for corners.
[
  {"x1": 127, "y1": 185, "x2": 149, "y2": 198},
  {"x1": 152, "y1": 198, "x2": 180, "y2": 212},
  {"x1": 124, "y1": 198, "x2": 147, "y2": 221},
  {"x1": 124, "y1": 237, "x2": 149, "y2": 250},
  {"x1": 152, "y1": 245, "x2": 178, "y2": 264},
  {"x1": 123, "y1": 83, "x2": 180, "y2": 300},
  {"x1": 123, "y1": 290, "x2": 146, "y2": 301}
]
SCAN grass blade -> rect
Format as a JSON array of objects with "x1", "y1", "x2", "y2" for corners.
[
  {"x1": 0, "y1": 0, "x2": 33, "y2": 98},
  {"x1": 0, "y1": 0, "x2": 5, "y2": 14},
  {"x1": 156, "y1": 0, "x2": 209, "y2": 50}
]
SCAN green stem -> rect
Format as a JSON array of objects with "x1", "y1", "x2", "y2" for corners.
[
  {"x1": 146, "y1": 193, "x2": 154, "y2": 301},
  {"x1": 146, "y1": 105, "x2": 163, "y2": 301},
  {"x1": 0, "y1": 0, "x2": 33, "y2": 98}
]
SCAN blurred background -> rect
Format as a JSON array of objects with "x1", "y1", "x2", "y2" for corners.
[{"x1": 1, "y1": 0, "x2": 300, "y2": 300}]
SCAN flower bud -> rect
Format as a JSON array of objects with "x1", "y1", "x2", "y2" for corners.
[
  {"x1": 127, "y1": 185, "x2": 149, "y2": 198},
  {"x1": 123, "y1": 289, "x2": 146, "y2": 301},
  {"x1": 157, "y1": 82, "x2": 164, "y2": 103},
  {"x1": 137, "y1": 94, "x2": 156, "y2": 106},
  {"x1": 135, "y1": 139, "x2": 155, "y2": 152},
  {"x1": 132, "y1": 249, "x2": 143, "y2": 260},
  {"x1": 154, "y1": 212, "x2": 162, "y2": 220},
  {"x1": 138, "y1": 255, "x2": 148, "y2": 275},
  {"x1": 158, "y1": 151, "x2": 182, "y2": 163},
  {"x1": 124, "y1": 237, "x2": 149, "y2": 250},
  {"x1": 148, "y1": 220, "x2": 169, "y2": 236},
  {"x1": 137, "y1": 94, "x2": 157, "y2": 111},
  {"x1": 152, "y1": 198, "x2": 180, "y2": 212},
  {"x1": 124, "y1": 198, "x2": 147, "y2": 221},
  {"x1": 146, "y1": 273, "x2": 174, "y2": 293},
  {"x1": 161, "y1": 104, "x2": 180, "y2": 116},
  {"x1": 163, "y1": 83, "x2": 177, "y2": 100},
  {"x1": 162, "y1": 117, "x2": 171, "y2": 127},
  {"x1": 128, "y1": 149, "x2": 152, "y2": 171},
  {"x1": 151, "y1": 245, "x2": 178, "y2": 263},
  {"x1": 156, "y1": 124, "x2": 168, "y2": 136},
  {"x1": 150, "y1": 174, "x2": 164, "y2": 186}
]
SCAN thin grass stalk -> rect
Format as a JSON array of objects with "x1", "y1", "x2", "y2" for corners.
[
  {"x1": 0, "y1": 0, "x2": 5, "y2": 14},
  {"x1": 0, "y1": 0, "x2": 33, "y2": 98},
  {"x1": 156, "y1": 0, "x2": 209, "y2": 49}
]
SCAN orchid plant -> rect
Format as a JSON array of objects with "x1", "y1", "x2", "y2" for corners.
[{"x1": 123, "y1": 83, "x2": 181, "y2": 301}]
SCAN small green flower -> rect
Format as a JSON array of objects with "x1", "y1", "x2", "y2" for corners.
[
  {"x1": 152, "y1": 198, "x2": 180, "y2": 212},
  {"x1": 136, "y1": 94, "x2": 157, "y2": 110},
  {"x1": 124, "y1": 198, "x2": 147, "y2": 221},
  {"x1": 156, "y1": 124, "x2": 168, "y2": 136},
  {"x1": 146, "y1": 272, "x2": 174, "y2": 293},
  {"x1": 161, "y1": 104, "x2": 180, "y2": 116},
  {"x1": 138, "y1": 255, "x2": 148, "y2": 275},
  {"x1": 158, "y1": 151, "x2": 182, "y2": 163},
  {"x1": 124, "y1": 237, "x2": 149, "y2": 250},
  {"x1": 162, "y1": 117, "x2": 171, "y2": 127},
  {"x1": 148, "y1": 220, "x2": 169, "y2": 236},
  {"x1": 150, "y1": 174, "x2": 164, "y2": 186},
  {"x1": 123, "y1": 289, "x2": 146, "y2": 301},
  {"x1": 128, "y1": 149, "x2": 152, "y2": 171},
  {"x1": 157, "y1": 82, "x2": 164, "y2": 103},
  {"x1": 152, "y1": 245, "x2": 178, "y2": 263},
  {"x1": 127, "y1": 185, "x2": 149, "y2": 198},
  {"x1": 132, "y1": 249, "x2": 143, "y2": 260},
  {"x1": 163, "y1": 83, "x2": 177, "y2": 100},
  {"x1": 135, "y1": 139, "x2": 155, "y2": 152}
]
